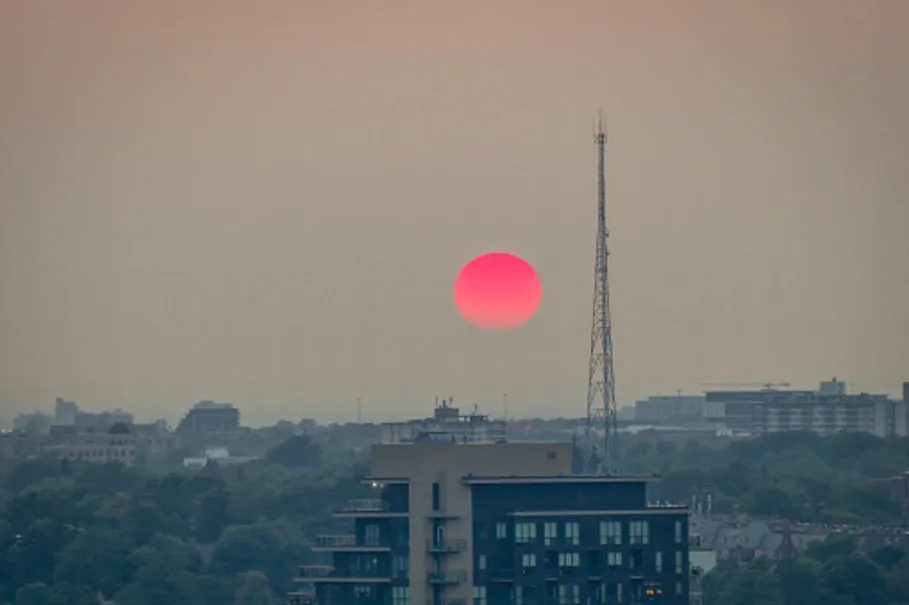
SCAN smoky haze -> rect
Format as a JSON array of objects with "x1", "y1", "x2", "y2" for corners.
[{"x1": 1, "y1": 0, "x2": 907, "y2": 427}]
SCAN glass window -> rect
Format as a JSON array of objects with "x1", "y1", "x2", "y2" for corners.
[
  {"x1": 392, "y1": 586, "x2": 410, "y2": 605},
  {"x1": 558, "y1": 552, "x2": 580, "y2": 567},
  {"x1": 599, "y1": 521, "x2": 622, "y2": 546},
  {"x1": 496, "y1": 522, "x2": 508, "y2": 539},
  {"x1": 522, "y1": 553, "x2": 537, "y2": 569},
  {"x1": 607, "y1": 552, "x2": 622, "y2": 568},
  {"x1": 655, "y1": 551, "x2": 663, "y2": 573},
  {"x1": 473, "y1": 586, "x2": 487, "y2": 605},
  {"x1": 478, "y1": 554, "x2": 486, "y2": 570},
  {"x1": 674, "y1": 520, "x2": 683, "y2": 544},
  {"x1": 629, "y1": 521, "x2": 649, "y2": 545},
  {"x1": 392, "y1": 555, "x2": 409, "y2": 579},
  {"x1": 515, "y1": 586, "x2": 524, "y2": 605},
  {"x1": 544, "y1": 522, "x2": 558, "y2": 545},
  {"x1": 364, "y1": 523, "x2": 380, "y2": 546},
  {"x1": 515, "y1": 522, "x2": 537, "y2": 544},
  {"x1": 558, "y1": 584, "x2": 580, "y2": 605},
  {"x1": 564, "y1": 522, "x2": 579, "y2": 546},
  {"x1": 675, "y1": 551, "x2": 683, "y2": 574}
]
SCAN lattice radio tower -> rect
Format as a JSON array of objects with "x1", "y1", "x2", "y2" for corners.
[{"x1": 582, "y1": 113, "x2": 619, "y2": 475}]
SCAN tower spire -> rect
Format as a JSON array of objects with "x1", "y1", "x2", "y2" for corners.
[{"x1": 583, "y1": 115, "x2": 619, "y2": 474}]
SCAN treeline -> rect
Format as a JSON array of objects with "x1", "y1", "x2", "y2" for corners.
[
  {"x1": 622, "y1": 431, "x2": 909, "y2": 524},
  {"x1": 704, "y1": 534, "x2": 909, "y2": 604},
  {"x1": 0, "y1": 435, "x2": 369, "y2": 605}
]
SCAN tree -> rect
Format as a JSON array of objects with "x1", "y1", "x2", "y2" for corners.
[
  {"x1": 196, "y1": 488, "x2": 231, "y2": 543},
  {"x1": 232, "y1": 571, "x2": 275, "y2": 605},
  {"x1": 13, "y1": 583, "x2": 64, "y2": 605},
  {"x1": 54, "y1": 527, "x2": 134, "y2": 598},
  {"x1": 264, "y1": 435, "x2": 321, "y2": 469}
]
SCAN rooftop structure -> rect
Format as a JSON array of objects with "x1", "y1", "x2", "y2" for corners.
[{"x1": 380, "y1": 399, "x2": 506, "y2": 445}]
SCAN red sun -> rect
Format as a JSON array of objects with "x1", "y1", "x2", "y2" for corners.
[{"x1": 454, "y1": 252, "x2": 542, "y2": 330}]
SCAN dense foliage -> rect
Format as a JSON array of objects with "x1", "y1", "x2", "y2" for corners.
[
  {"x1": 622, "y1": 431, "x2": 909, "y2": 524},
  {"x1": 0, "y1": 435, "x2": 368, "y2": 605},
  {"x1": 703, "y1": 535, "x2": 909, "y2": 604},
  {"x1": 1, "y1": 429, "x2": 907, "y2": 604}
]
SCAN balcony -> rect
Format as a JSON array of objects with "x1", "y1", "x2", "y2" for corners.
[
  {"x1": 298, "y1": 565, "x2": 333, "y2": 579},
  {"x1": 426, "y1": 600, "x2": 467, "y2": 605},
  {"x1": 426, "y1": 538, "x2": 466, "y2": 553},
  {"x1": 286, "y1": 588, "x2": 316, "y2": 603},
  {"x1": 311, "y1": 535, "x2": 391, "y2": 551},
  {"x1": 427, "y1": 570, "x2": 467, "y2": 585},
  {"x1": 297, "y1": 565, "x2": 391, "y2": 583},
  {"x1": 333, "y1": 499, "x2": 407, "y2": 517}
]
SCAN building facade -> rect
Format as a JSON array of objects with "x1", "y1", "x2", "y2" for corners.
[
  {"x1": 176, "y1": 400, "x2": 240, "y2": 435},
  {"x1": 708, "y1": 380, "x2": 906, "y2": 437},
  {"x1": 633, "y1": 397, "x2": 708, "y2": 425},
  {"x1": 296, "y1": 442, "x2": 689, "y2": 605}
]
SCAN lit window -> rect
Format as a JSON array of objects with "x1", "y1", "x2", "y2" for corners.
[
  {"x1": 607, "y1": 552, "x2": 622, "y2": 568},
  {"x1": 496, "y1": 522, "x2": 508, "y2": 539},
  {"x1": 522, "y1": 553, "x2": 537, "y2": 569}
]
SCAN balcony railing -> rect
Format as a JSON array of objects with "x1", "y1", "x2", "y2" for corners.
[
  {"x1": 426, "y1": 538, "x2": 466, "y2": 553},
  {"x1": 334, "y1": 498, "x2": 404, "y2": 514},
  {"x1": 298, "y1": 565, "x2": 333, "y2": 579},
  {"x1": 427, "y1": 570, "x2": 467, "y2": 585},
  {"x1": 312, "y1": 535, "x2": 390, "y2": 549},
  {"x1": 297, "y1": 565, "x2": 390, "y2": 581}
]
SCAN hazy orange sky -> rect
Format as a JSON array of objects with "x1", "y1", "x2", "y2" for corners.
[{"x1": 1, "y1": 1, "x2": 907, "y2": 426}]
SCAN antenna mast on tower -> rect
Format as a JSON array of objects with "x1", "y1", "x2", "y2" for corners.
[{"x1": 583, "y1": 112, "x2": 619, "y2": 474}]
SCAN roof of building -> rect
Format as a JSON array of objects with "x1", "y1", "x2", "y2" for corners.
[{"x1": 365, "y1": 473, "x2": 660, "y2": 485}]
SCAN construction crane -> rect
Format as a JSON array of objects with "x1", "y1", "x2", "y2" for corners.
[{"x1": 699, "y1": 381, "x2": 791, "y2": 390}]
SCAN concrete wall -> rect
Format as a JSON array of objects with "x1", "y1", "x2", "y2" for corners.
[{"x1": 370, "y1": 442, "x2": 573, "y2": 605}]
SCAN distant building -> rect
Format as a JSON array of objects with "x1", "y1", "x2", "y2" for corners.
[
  {"x1": 75, "y1": 408, "x2": 134, "y2": 430},
  {"x1": 634, "y1": 396, "x2": 709, "y2": 424},
  {"x1": 12, "y1": 412, "x2": 51, "y2": 435},
  {"x1": 176, "y1": 400, "x2": 240, "y2": 435},
  {"x1": 293, "y1": 430, "x2": 690, "y2": 604},
  {"x1": 45, "y1": 425, "x2": 138, "y2": 467},
  {"x1": 380, "y1": 399, "x2": 506, "y2": 444},
  {"x1": 708, "y1": 379, "x2": 905, "y2": 437},
  {"x1": 54, "y1": 398, "x2": 78, "y2": 425},
  {"x1": 183, "y1": 447, "x2": 258, "y2": 470}
]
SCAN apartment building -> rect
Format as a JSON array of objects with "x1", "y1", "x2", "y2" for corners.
[
  {"x1": 295, "y1": 441, "x2": 690, "y2": 605},
  {"x1": 709, "y1": 380, "x2": 907, "y2": 437}
]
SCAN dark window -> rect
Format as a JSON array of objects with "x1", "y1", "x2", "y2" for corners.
[{"x1": 432, "y1": 482, "x2": 440, "y2": 511}]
